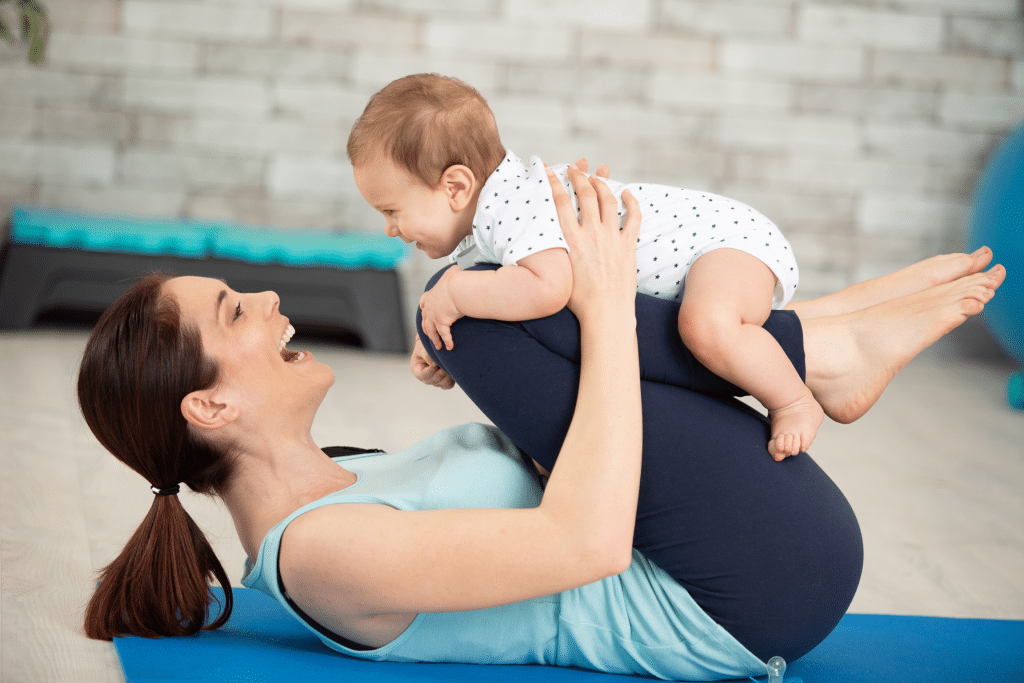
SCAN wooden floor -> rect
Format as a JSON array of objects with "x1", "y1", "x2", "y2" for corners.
[{"x1": 2, "y1": 320, "x2": 1022, "y2": 682}]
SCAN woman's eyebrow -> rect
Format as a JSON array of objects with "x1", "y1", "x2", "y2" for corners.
[{"x1": 216, "y1": 289, "x2": 227, "y2": 321}]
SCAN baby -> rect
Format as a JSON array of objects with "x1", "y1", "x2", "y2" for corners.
[{"x1": 348, "y1": 73, "x2": 821, "y2": 460}]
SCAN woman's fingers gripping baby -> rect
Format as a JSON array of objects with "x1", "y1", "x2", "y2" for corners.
[{"x1": 546, "y1": 164, "x2": 641, "y2": 320}]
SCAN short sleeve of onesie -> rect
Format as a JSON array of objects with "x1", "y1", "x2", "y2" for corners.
[{"x1": 472, "y1": 152, "x2": 570, "y2": 266}]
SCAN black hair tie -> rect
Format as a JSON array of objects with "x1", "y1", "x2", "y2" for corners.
[{"x1": 150, "y1": 484, "x2": 181, "y2": 496}]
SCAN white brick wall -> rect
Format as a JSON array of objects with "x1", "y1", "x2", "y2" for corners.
[{"x1": 2, "y1": 0, "x2": 1022, "y2": 303}]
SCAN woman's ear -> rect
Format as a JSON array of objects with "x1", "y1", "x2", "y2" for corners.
[
  {"x1": 440, "y1": 165, "x2": 477, "y2": 211},
  {"x1": 181, "y1": 390, "x2": 240, "y2": 431}
]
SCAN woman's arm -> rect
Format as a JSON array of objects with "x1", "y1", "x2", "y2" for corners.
[{"x1": 280, "y1": 168, "x2": 642, "y2": 631}]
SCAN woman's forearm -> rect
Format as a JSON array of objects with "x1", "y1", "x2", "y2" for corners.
[
  {"x1": 535, "y1": 168, "x2": 644, "y2": 574},
  {"x1": 540, "y1": 304, "x2": 642, "y2": 572}
]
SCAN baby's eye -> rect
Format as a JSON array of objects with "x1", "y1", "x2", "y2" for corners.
[
  {"x1": 233, "y1": 302, "x2": 242, "y2": 321},
  {"x1": 382, "y1": 209, "x2": 394, "y2": 216}
]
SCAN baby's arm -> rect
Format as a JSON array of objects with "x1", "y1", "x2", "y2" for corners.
[{"x1": 418, "y1": 248, "x2": 572, "y2": 351}]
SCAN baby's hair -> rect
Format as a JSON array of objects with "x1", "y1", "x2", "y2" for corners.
[{"x1": 347, "y1": 73, "x2": 506, "y2": 188}]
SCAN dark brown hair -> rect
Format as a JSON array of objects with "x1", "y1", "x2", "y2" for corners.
[
  {"x1": 78, "y1": 274, "x2": 235, "y2": 640},
  {"x1": 347, "y1": 73, "x2": 507, "y2": 188}
]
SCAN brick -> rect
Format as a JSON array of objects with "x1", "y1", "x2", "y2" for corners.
[
  {"x1": 798, "y1": 5, "x2": 943, "y2": 52},
  {"x1": 176, "y1": 117, "x2": 343, "y2": 155},
  {"x1": 427, "y1": 20, "x2": 572, "y2": 60},
  {"x1": 352, "y1": 52, "x2": 500, "y2": 92},
  {"x1": 268, "y1": 156, "x2": 351, "y2": 198},
  {"x1": 44, "y1": 0, "x2": 121, "y2": 33},
  {"x1": 0, "y1": 178, "x2": 39, "y2": 219},
  {"x1": 579, "y1": 30, "x2": 714, "y2": 68},
  {"x1": 569, "y1": 101, "x2": 708, "y2": 141},
  {"x1": 38, "y1": 106, "x2": 130, "y2": 145},
  {"x1": 122, "y1": 150, "x2": 264, "y2": 189},
  {"x1": 717, "y1": 114, "x2": 861, "y2": 154},
  {"x1": 871, "y1": 52, "x2": 1008, "y2": 90},
  {"x1": 939, "y1": 92, "x2": 1024, "y2": 129},
  {"x1": 187, "y1": 189, "x2": 271, "y2": 226},
  {"x1": 863, "y1": 125, "x2": 997, "y2": 164},
  {"x1": 782, "y1": 231, "x2": 858, "y2": 272},
  {"x1": 363, "y1": 0, "x2": 497, "y2": 18},
  {"x1": 0, "y1": 141, "x2": 114, "y2": 184},
  {"x1": 659, "y1": 0, "x2": 793, "y2": 39},
  {"x1": 204, "y1": 44, "x2": 350, "y2": 80},
  {"x1": 858, "y1": 192, "x2": 969, "y2": 239},
  {"x1": 0, "y1": 105, "x2": 36, "y2": 139},
  {"x1": 272, "y1": 83, "x2": 370, "y2": 122},
  {"x1": 188, "y1": 191, "x2": 343, "y2": 230},
  {"x1": 0, "y1": 66, "x2": 116, "y2": 104},
  {"x1": 36, "y1": 182, "x2": 186, "y2": 217},
  {"x1": 795, "y1": 84, "x2": 937, "y2": 122},
  {"x1": 124, "y1": 76, "x2": 270, "y2": 115},
  {"x1": 133, "y1": 112, "x2": 191, "y2": 148},
  {"x1": 123, "y1": 1, "x2": 272, "y2": 40},
  {"x1": 506, "y1": 64, "x2": 647, "y2": 100},
  {"x1": 732, "y1": 152, "x2": 935, "y2": 195},
  {"x1": 631, "y1": 143, "x2": 728, "y2": 190},
  {"x1": 46, "y1": 34, "x2": 199, "y2": 74},
  {"x1": 505, "y1": 0, "x2": 654, "y2": 31},
  {"x1": 949, "y1": 17, "x2": 1024, "y2": 58},
  {"x1": 651, "y1": 72, "x2": 791, "y2": 112},
  {"x1": 488, "y1": 95, "x2": 571, "y2": 136},
  {"x1": 282, "y1": 12, "x2": 419, "y2": 50},
  {"x1": 722, "y1": 41, "x2": 864, "y2": 81},
  {"x1": 887, "y1": 0, "x2": 1019, "y2": 17}
]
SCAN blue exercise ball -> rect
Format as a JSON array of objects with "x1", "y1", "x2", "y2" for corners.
[{"x1": 968, "y1": 124, "x2": 1024, "y2": 369}]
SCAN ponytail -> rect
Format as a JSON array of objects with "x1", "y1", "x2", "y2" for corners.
[
  {"x1": 84, "y1": 496, "x2": 233, "y2": 639},
  {"x1": 78, "y1": 274, "x2": 236, "y2": 640}
]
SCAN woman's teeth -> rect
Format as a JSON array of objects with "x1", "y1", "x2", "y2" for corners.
[
  {"x1": 279, "y1": 323, "x2": 295, "y2": 352},
  {"x1": 279, "y1": 324, "x2": 304, "y2": 362}
]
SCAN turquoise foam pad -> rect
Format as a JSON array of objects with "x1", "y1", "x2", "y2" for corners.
[
  {"x1": 10, "y1": 205, "x2": 209, "y2": 258},
  {"x1": 9, "y1": 205, "x2": 409, "y2": 269},
  {"x1": 112, "y1": 587, "x2": 1024, "y2": 683}
]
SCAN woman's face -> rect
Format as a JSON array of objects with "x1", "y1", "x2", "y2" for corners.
[{"x1": 162, "y1": 276, "x2": 335, "y2": 426}]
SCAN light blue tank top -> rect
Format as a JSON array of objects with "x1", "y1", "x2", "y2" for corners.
[{"x1": 242, "y1": 423, "x2": 766, "y2": 680}]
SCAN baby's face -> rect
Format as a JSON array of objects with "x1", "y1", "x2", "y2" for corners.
[{"x1": 353, "y1": 156, "x2": 467, "y2": 260}]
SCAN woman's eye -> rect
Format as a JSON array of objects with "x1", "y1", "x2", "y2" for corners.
[{"x1": 233, "y1": 302, "x2": 242, "y2": 321}]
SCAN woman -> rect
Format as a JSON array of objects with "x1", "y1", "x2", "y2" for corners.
[{"x1": 78, "y1": 167, "x2": 1003, "y2": 680}]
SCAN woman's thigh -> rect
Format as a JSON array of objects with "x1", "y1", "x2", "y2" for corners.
[{"x1": 418, "y1": 265, "x2": 861, "y2": 662}]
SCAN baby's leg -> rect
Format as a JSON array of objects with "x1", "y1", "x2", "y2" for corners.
[{"x1": 679, "y1": 249, "x2": 823, "y2": 460}]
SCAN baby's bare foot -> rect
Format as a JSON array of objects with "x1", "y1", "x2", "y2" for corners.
[
  {"x1": 789, "y1": 247, "x2": 993, "y2": 319},
  {"x1": 803, "y1": 265, "x2": 1005, "y2": 424},
  {"x1": 767, "y1": 388, "x2": 825, "y2": 461}
]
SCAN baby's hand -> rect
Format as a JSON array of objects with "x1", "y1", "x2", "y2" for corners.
[
  {"x1": 419, "y1": 265, "x2": 464, "y2": 351},
  {"x1": 410, "y1": 336, "x2": 455, "y2": 389}
]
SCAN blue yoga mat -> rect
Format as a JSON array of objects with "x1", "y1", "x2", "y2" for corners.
[{"x1": 113, "y1": 588, "x2": 1024, "y2": 683}]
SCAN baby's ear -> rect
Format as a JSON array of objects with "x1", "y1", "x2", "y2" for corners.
[{"x1": 440, "y1": 165, "x2": 476, "y2": 211}]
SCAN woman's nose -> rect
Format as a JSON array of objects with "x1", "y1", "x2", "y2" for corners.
[{"x1": 260, "y1": 291, "x2": 280, "y2": 316}]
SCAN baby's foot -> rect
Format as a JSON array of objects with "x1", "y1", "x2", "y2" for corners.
[{"x1": 767, "y1": 388, "x2": 825, "y2": 461}]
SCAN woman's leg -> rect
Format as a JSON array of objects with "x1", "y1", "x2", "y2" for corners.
[{"x1": 418, "y1": 265, "x2": 858, "y2": 662}]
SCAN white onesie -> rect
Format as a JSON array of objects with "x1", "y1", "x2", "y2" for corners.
[
  {"x1": 449, "y1": 150, "x2": 798, "y2": 307},
  {"x1": 450, "y1": 152, "x2": 798, "y2": 307}
]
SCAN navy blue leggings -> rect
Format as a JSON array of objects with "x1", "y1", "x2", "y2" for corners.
[{"x1": 418, "y1": 264, "x2": 863, "y2": 663}]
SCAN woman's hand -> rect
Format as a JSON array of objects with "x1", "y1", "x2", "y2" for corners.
[
  {"x1": 410, "y1": 336, "x2": 455, "y2": 389},
  {"x1": 546, "y1": 164, "x2": 641, "y2": 323}
]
